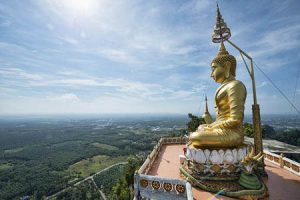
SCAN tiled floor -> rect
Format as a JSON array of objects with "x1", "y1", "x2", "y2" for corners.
[{"x1": 147, "y1": 144, "x2": 300, "y2": 200}]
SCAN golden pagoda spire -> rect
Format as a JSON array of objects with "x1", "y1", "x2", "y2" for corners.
[
  {"x1": 202, "y1": 96, "x2": 213, "y2": 124},
  {"x1": 204, "y1": 96, "x2": 209, "y2": 114}
]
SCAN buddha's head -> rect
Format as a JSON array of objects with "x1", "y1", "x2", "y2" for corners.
[{"x1": 211, "y1": 42, "x2": 236, "y2": 83}]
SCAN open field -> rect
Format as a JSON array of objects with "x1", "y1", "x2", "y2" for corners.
[
  {"x1": 91, "y1": 143, "x2": 119, "y2": 151},
  {"x1": 4, "y1": 147, "x2": 25, "y2": 153},
  {"x1": 0, "y1": 163, "x2": 13, "y2": 171},
  {"x1": 67, "y1": 155, "x2": 127, "y2": 177}
]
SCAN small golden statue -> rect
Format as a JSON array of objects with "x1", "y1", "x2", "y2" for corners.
[{"x1": 189, "y1": 42, "x2": 247, "y2": 148}]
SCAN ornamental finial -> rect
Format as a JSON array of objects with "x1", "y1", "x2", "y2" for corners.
[{"x1": 212, "y1": 3, "x2": 231, "y2": 43}]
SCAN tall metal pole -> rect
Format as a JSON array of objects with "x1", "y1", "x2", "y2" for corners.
[{"x1": 250, "y1": 61, "x2": 263, "y2": 156}]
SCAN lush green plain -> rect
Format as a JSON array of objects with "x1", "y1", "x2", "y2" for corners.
[
  {"x1": 1, "y1": 114, "x2": 299, "y2": 199},
  {"x1": 0, "y1": 115, "x2": 187, "y2": 200},
  {"x1": 67, "y1": 155, "x2": 127, "y2": 177},
  {"x1": 91, "y1": 142, "x2": 119, "y2": 151}
]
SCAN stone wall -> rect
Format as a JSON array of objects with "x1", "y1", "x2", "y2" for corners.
[
  {"x1": 134, "y1": 136, "x2": 192, "y2": 200},
  {"x1": 264, "y1": 150, "x2": 300, "y2": 176}
]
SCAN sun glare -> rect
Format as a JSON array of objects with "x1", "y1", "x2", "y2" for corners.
[{"x1": 61, "y1": 0, "x2": 98, "y2": 18}]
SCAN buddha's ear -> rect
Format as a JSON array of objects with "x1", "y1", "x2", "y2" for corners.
[{"x1": 224, "y1": 61, "x2": 231, "y2": 78}]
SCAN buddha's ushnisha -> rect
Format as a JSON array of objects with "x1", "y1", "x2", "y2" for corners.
[{"x1": 189, "y1": 42, "x2": 247, "y2": 148}]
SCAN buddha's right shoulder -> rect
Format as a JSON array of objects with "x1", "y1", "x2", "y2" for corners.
[
  {"x1": 228, "y1": 80, "x2": 245, "y2": 88},
  {"x1": 227, "y1": 80, "x2": 247, "y2": 93}
]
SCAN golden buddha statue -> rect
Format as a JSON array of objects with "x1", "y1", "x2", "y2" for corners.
[{"x1": 189, "y1": 42, "x2": 247, "y2": 148}]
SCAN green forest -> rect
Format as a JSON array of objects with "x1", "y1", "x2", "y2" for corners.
[
  {"x1": 0, "y1": 116, "x2": 186, "y2": 199},
  {"x1": 0, "y1": 115, "x2": 299, "y2": 199}
]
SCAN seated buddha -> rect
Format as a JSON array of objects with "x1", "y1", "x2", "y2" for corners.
[{"x1": 189, "y1": 42, "x2": 247, "y2": 148}]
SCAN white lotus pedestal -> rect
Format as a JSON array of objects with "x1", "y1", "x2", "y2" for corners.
[{"x1": 182, "y1": 144, "x2": 251, "y2": 180}]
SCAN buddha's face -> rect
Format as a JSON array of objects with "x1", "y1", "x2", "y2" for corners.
[{"x1": 211, "y1": 62, "x2": 227, "y2": 83}]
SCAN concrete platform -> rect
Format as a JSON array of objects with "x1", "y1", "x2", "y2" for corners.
[{"x1": 147, "y1": 144, "x2": 300, "y2": 200}]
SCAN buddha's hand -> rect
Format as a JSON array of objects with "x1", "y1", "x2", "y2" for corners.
[
  {"x1": 203, "y1": 125, "x2": 213, "y2": 132},
  {"x1": 197, "y1": 124, "x2": 207, "y2": 130},
  {"x1": 209, "y1": 123, "x2": 221, "y2": 130}
]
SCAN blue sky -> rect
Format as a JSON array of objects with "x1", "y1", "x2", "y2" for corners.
[{"x1": 0, "y1": 0, "x2": 299, "y2": 115}]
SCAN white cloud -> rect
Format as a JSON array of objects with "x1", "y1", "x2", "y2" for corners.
[
  {"x1": 47, "y1": 93, "x2": 80, "y2": 102},
  {"x1": 39, "y1": 0, "x2": 212, "y2": 69},
  {"x1": 0, "y1": 20, "x2": 10, "y2": 27},
  {"x1": 98, "y1": 49, "x2": 139, "y2": 64},
  {"x1": 257, "y1": 81, "x2": 268, "y2": 88},
  {"x1": 43, "y1": 0, "x2": 101, "y2": 26},
  {"x1": 237, "y1": 24, "x2": 300, "y2": 71},
  {"x1": 47, "y1": 23, "x2": 54, "y2": 30},
  {"x1": 80, "y1": 31, "x2": 86, "y2": 38},
  {"x1": 0, "y1": 87, "x2": 17, "y2": 98},
  {"x1": 51, "y1": 79, "x2": 100, "y2": 86},
  {"x1": 0, "y1": 68, "x2": 42, "y2": 81},
  {"x1": 178, "y1": 0, "x2": 211, "y2": 14},
  {"x1": 0, "y1": 66, "x2": 204, "y2": 102},
  {"x1": 59, "y1": 36, "x2": 79, "y2": 45},
  {"x1": 0, "y1": 0, "x2": 299, "y2": 114}
]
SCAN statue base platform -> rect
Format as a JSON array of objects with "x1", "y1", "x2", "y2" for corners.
[
  {"x1": 185, "y1": 143, "x2": 250, "y2": 179},
  {"x1": 181, "y1": 144, "x2": 268, "y2": 199}
]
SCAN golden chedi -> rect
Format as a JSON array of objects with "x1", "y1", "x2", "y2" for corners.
[{"x1": 189, "y1": 42, "x2": 247, "y2": 148}]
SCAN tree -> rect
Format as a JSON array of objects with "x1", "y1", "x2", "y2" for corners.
[
  {"x1": 262, "y1": 125, "x2": 276, "y2": 139},
  {"x1": 125, "y1": 156, "x2": 143, "y2": 189},
  {"x1": 244, "y1": 123, "x2": 276, "y2": 139},
  {"x1": 110, "y1": 178, "x2": 131, "y2": 200},
  {"x1": 275, "y1": 129, "x2": 300, "y2": 147},
  {"x1": 244, "y1": 123, "x2": 254, "y2": 138},
  {"x1": 108, "y1": 155, "x2": 144, "y2": 199},
  {"x1": 186, "y1": 113, "x2": 205, "y2": 132}
]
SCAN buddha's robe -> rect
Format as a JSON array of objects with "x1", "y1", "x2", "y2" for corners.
[{"x1": 190, "y1": 79, "x2": 247, "y2": 148}]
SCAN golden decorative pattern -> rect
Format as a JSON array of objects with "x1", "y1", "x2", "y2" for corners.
[
  {"x1": 151, "y1": 181, "x2": 161, "y2": 190},
  {"x1": 211, "y1": 164, "x2": 222, "y2": 173},
  {"x1": 175, "y1": 184, "x2": 186, "y2": 194},
  {"x1": 163, "y1": 182, "x2": 173, "y2": 192},
  {"x1": 140, "y1": 179, "x2": 148, "y2": 188},
  {"x1": 196, "y1": 163, "x2": 205, "y2": 172},
  {"x1": 227, "y1": 164, "x2": 236, "y2": 173}
]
